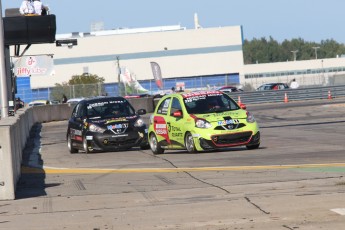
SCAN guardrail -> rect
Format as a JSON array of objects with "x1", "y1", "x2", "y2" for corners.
[{"x1": 227, "y1": 85, "x2": 345, "y2": 104}]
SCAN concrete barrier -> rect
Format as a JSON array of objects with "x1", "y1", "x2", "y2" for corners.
[{"x1": 0, "y1": 97, "x2": 155, "y2": 200}]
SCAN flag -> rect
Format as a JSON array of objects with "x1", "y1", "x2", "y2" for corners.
[
  {"x1": 120, "y1": 67, "x2": 148, "y2": 94},
  {"x1": 150, "y1": 62, "x2": 163, "y2": 89}
]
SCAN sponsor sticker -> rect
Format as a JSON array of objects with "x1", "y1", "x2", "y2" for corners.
[{"x1": 218, "y1": 119, "x2": 240, "y2": 125}]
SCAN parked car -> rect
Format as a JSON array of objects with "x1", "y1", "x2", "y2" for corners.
[
  {"x1": 28, "y1": 100, "x2": 50, "y2": 106},
  {"x1": 66, "y1": 96, "x2": 149, "y2": 153},
  {"x1": 148, "y1": 90, "x2": 260, "y2": 154},
  {"x1": 216, "y1": 86, "x2": 243, "y2": 93},
  {"x1": 256, "y1": 83, "x2": 289, "y2": 91}
]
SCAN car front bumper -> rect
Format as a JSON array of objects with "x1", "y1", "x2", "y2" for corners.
[{"x1": 85, "y1": 128, "x2": 148, "y2": 151}]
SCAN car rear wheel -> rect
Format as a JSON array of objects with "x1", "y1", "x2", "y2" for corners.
[
  {"x1": 246, "y1": 143, "x2": 260, "y2": 150},
  {"x1": 67, "y1": 134, "x2": 78, "y2": 153},
  {"x1": 83, "y1": 137, "x2": 90, "y2": 154},
  {"x1": 185, "y1": 132, "x2": 196, "y2": 153},
  {"x1": 149, "y1": 133, "x2": 164, "y2": 154}
]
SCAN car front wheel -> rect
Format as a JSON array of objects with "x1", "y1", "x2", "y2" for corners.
[
  {"x1": 149, "y1": 133, "x2": 164, "y2": 155},
  {"x1": 67, "y1": 133, "x2": 78, "y2": 154},
  {"x1": 83, "y1": 137, "x2": 90, "y2": 154},
  {"x1": 185, "y1": 132, "x2": 196, "y2": 153}
]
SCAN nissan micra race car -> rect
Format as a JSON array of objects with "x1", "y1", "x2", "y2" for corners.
[
  {"x1": 148, "y1": 91, "x2": 260, "y2": 154},
  {"x1": 67, "y1": 96, "x2": 149, "y2": 153}
]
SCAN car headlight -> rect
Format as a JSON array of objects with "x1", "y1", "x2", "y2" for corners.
[
  {"x1": 89, "y1": 124, "x2": 106, "y2": 133},
  {"x1": 246, "y1": 111, "x2": 256, "y2": 123},
  {"x1": 195, "y1": 119, "x2": 212, "y2": 128},
  {"x1": 134, "y1": 118, "x2": 145, "y2": 127}
]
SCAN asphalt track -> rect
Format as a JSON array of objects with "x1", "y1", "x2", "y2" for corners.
[{"x1": 1, "y1": 98, "x2": 345, "y2": 230}]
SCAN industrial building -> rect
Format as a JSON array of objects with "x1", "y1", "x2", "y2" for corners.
[{"x1": 11, "y1": 23, "x2": 345, "y2": 102}]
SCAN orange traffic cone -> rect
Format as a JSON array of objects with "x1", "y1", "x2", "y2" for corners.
[
  {"x1": 238, "y1": 95, "x2": 242, "y2": 105},
  {"x1": 328, "y1": 90, "x2": 332, "y2": 99},
  {"x1": 284, "y1": 93, "x2": 289, "y2": 103}
]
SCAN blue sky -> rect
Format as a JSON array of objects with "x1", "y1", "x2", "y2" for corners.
[{"x1": 3, "y1": 0, "x2": 345, "y2": 44}]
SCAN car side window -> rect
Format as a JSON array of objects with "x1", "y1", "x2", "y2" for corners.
[
  {"x1": 170, "y1": 97, "x2": 182, "y2": 116},
  {"x1": 72, "y1": 104, "x2": 79, "y2": 117},
  {"x1": 157, "y1": 98, "x2": 171, "y2": 115},
  {"x1": 76, "y1": 104, "x2": 85, "y2": 118}
]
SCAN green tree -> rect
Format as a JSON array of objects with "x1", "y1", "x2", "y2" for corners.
[
  {"x1": 244, "y1": 37, "x2": 345, "y2": 64},
  {"x1": 50, "y1": 73, "x2": 106, "y2": 101}
]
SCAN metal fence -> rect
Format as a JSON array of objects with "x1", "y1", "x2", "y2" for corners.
[
  {"x1": 15, "y1": 74, "x2": 345, "y2": 104},
  {"x1": 227, "y1": 85, "x2": 345, "y2": 105},
  {"x1": 16, "y1": 75, "x2": 240, "y2": 103}
]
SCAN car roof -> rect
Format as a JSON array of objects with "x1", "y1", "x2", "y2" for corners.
[
  {"x1": 80, "y1": 96, "x2": 126, "y2": 103},
  {"x1": 162, "y1": 90, "x2": 224, "y2": 98}
]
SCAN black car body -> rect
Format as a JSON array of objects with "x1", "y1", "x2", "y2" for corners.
[{"x1": 66, "y1": 96, "x2": 149, "y2": 153}]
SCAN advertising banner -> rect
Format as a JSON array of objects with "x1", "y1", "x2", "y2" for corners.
[
  {"x1": 13, "y1": 55, "x2": 55, "y2": 77},
  {"x1": 150, "y1": 62, "x2": 163, "y2": 89}
]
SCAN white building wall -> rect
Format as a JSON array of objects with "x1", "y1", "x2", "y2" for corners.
[{"x1": 19, "y1": 26, "x2": 244, "y2": 89}]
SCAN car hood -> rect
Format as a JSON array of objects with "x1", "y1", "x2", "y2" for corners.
[
  {"x1": 87, "y1": 115, "x2": 139, "y2": 127},
  {"x1": 192, "y1": 110, "x2": 247, "y2": 122}
]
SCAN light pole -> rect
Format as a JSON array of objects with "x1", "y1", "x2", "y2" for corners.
[
  {"x1": 291, "y1": 50, "x2": 298, "y2": 61},
  {"x1": 0, "y1": 0, "x2": 9, "y2": 118},
  {"x1": 312, "y1": 46, "x2": 320, "y2": 59}
]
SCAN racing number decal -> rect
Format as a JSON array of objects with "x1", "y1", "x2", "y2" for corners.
[{"x1": 153, "y1": 116, "x2": 171, "y2": 143}]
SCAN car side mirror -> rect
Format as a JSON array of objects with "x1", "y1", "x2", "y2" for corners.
[
  {"x1": 137, "y1": 109, "x2": 146, "y2": 115},
  {"x1": 240, "y1": 104, "x2": 247, "y2": 110}
]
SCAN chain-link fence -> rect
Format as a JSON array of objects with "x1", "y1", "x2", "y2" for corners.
[{"x1": 16, "y1": 75, "x2": 240, "y2": 103}]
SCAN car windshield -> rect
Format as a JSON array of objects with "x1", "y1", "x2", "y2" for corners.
[
  {"x1": 183, "y1": 91, "x2": 240, "y2": 114},
  {"x1": 86, "y1": 99, "x2": 135, "y2": 119}
]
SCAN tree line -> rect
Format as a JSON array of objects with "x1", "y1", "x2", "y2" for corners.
[{"x1": 243, "y1": 37, "x2": 345, "y2": 64}]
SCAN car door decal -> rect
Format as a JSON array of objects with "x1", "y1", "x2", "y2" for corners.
[{"x1": 153, "y1": 115, "x2": 170, "y2": 143}]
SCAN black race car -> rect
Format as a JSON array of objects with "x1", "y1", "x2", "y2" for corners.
[{"x1": 66, "y1": 96, "x2": 149, "y2": 153}]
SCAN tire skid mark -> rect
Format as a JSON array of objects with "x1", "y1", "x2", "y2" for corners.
[
  {"x1": 154, "y1": 175, "x2": 176, "y2": 185},
  {"x1": 43, "y1": 196, "x2": 53, "y2": 213},
  {"x1": 73, "y1": 179, "x2": 86, "y2": 191},
  {"x1": 134, "y1": 187, "x2": 160, "y2": 205}
]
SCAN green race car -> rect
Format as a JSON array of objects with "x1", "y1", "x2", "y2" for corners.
[{"x1": 148, "y1": 90, "x2": 260, "y2": 154}]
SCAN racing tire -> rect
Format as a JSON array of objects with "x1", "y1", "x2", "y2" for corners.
[
  {"x1": 149, "y1": 133, "x2": 164, "y2": 155},
  {"x1": 67, "y1": 134, "x2": 78, "y2": 154},
  {"x1": 246, "y1": 143, "x2": 260, "y2": 150},
  {"x1": 185, "y1": 132, "x2": 197, "y2": 153},
  {"x1": 83, "y1": 137, "x2": 90, "y2": 154}
]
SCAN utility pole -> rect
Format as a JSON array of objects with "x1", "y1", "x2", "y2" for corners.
[
  {"x1": 0, "y1": 0, "x2": 9, "y2": 118},
  {"x1": 116, "y1": 56, "x2": 123, "y2": 96},
  {"x1": 312, "y1": 46, "x2": 320, "y2": 59},
  {"x1": 291, "y1": 50, "x2": 298, "y2": 61}
]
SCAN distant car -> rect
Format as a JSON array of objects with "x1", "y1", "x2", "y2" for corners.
[
  {"x1": 256, "y1": 83, "x2": 289, "y2": 91},
  {"x1": 217, "y1": 86, "x2": 243, "y2": 93},
  {"x1": 66, "y1": 96, "x2": 149, "y2": 153},
  {"x1": 49, "y1": 100, "x2": 60, "y2": 105},
  {"x1": 148, "y1": 90, "x2": 260, "y2": 154},
  {"x1": 28, "y1": 100, "x2": 50, "y2": 106}
]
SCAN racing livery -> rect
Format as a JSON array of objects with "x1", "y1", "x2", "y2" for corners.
[
  {"x1": 148, "y1": 91, "x2": 260, "y2": 154},
  {"x1": 67, "y1": 96, "x2": 149, "y2": 153}
]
